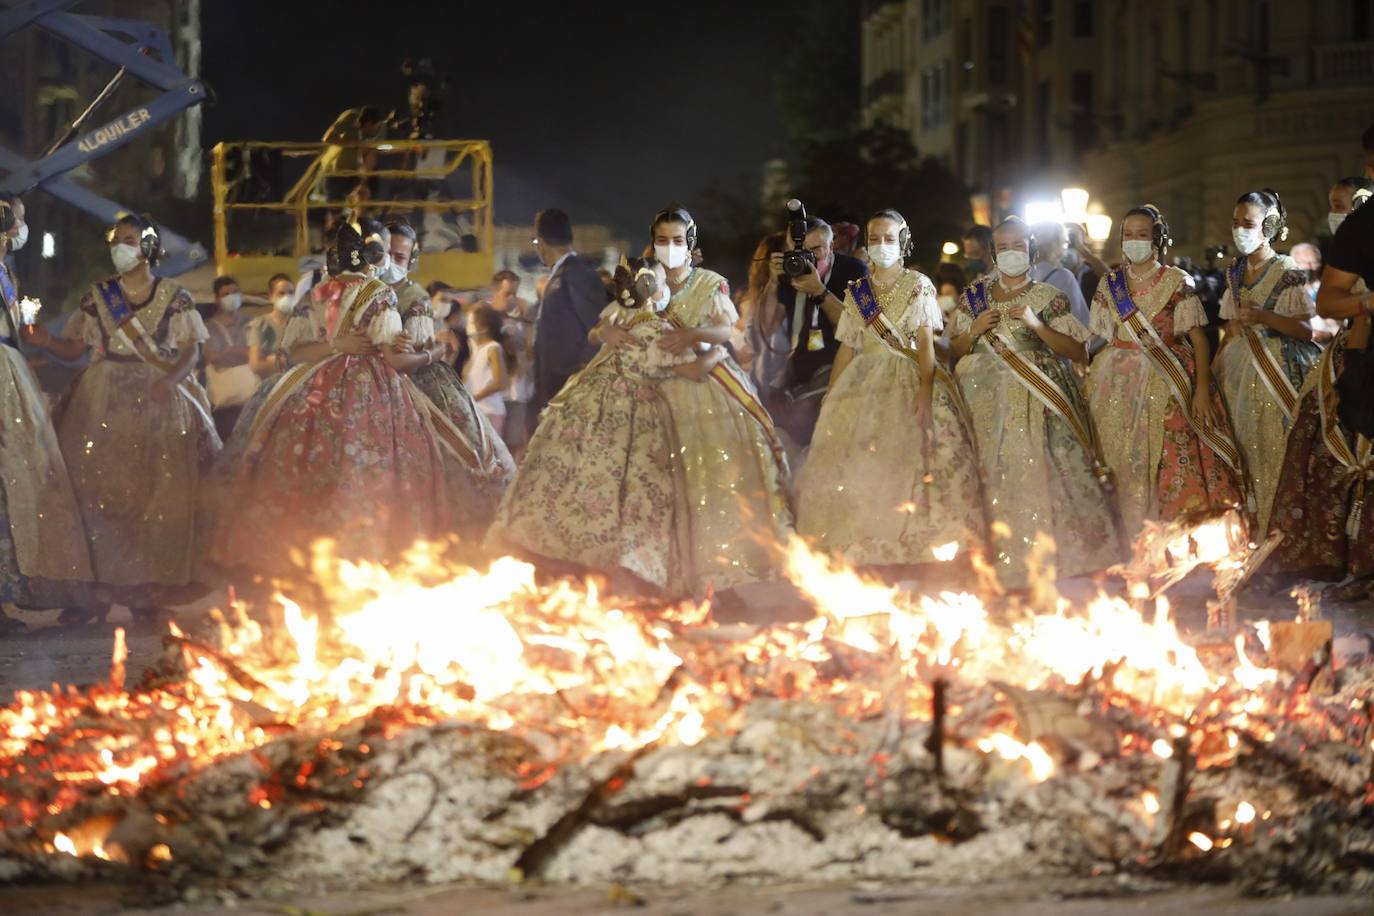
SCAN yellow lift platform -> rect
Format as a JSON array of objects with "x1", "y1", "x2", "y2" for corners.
[{"x1": 210, "y1": 138, "x2": 493, "y2": 292}]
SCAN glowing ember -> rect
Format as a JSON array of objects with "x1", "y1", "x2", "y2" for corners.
[
  {"x1": 976, "y1": 733, "x2": 1056, "y2": 783},
  {"x1": 931, "y1": 541, "x2": 959, "y2": 562},
  {"x1": 0, "y1": 522, "x2": 1366, "y2": 891}
]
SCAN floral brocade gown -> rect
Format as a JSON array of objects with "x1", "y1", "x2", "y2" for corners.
[
  {"x1": 395, "y1": 279, "x2": 514, "y2": 535},
  {"x1": 949, "y1": 280, "x2": 1122, "y2": 586},
  {"x1": 489, "y1": 303, "x2": 701, "y2": 592},
  {"x1": 797, "y1": 270, "x2": 989, "y2": 568},
  {"x1": 57, "y1": 278, "x2": 220, "y2": 598},
  {"x1": 1086, "y1": 266, "x2": 1244, "y2": 542},
  {"x1": 1266, "y1": 282, "x2": 1374, "y2": 580},
  {"x1": 1212, "y1": 255, "x2": 1320, "y2": 532},
  {"x1": 208, "y1": 274, "x2": 459, "y2": 576}
]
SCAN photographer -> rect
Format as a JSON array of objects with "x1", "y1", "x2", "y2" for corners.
[
  {"x1": 767, "y1": 211, "x2": 868, "y2": 447},
  {"x1": 1191, "y1": 244, "x2": 1228, "y2": 354}
]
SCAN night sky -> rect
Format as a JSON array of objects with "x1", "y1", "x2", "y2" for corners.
[{"x1": 201, "y1": 0, "x2": 797, "y2": 239}]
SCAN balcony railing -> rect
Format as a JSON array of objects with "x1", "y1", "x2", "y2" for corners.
[{"x1": 1314, "y1": 41, "x2": 1374, "y2": 84}]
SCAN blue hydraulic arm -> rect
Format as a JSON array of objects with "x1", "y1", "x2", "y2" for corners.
[{"x1": 0, "y1": 0, "x2": 208, "y2": 275}]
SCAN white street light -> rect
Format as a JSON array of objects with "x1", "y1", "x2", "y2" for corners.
[
  {"x1": 41, "y1": 232, "x2": 55, "y2": 259},
  {"x1": 1085, "y1": 213, "x2": 1114, "y2": 242},
  {"x1": 1060, "y1": 187, "x2": 1090, "y2": 221}
]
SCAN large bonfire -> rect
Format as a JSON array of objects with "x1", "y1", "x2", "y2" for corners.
[{"x1": 1, "y1": 518, "x2": 1372, "y2": 901}]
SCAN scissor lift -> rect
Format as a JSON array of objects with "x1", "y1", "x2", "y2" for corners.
[{"x1": 0, "y1": 0, "x2": 207, "y2": 275}]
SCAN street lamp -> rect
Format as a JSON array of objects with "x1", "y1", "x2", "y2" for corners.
[
  {"x1": 1060, "y1": 187, "x2": 1090, "y2": 221},
  {"x1": 1024, "y1": 200, "x2": 1063, "y2": 225},
  {"x1": 941, "y1": 241, "x2": 959, "y2": 258},
  {"x1": 1085, "y1": 214, "x2": 1113, "y2": 243}
]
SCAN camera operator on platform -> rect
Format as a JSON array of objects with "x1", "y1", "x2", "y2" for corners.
[{"x1": 766, "y1": 206, "x2": 868, "y2": 447}]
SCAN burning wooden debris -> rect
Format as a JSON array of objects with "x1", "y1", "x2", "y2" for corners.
[{"x1": 0, "y1": 535, "x2": 1372, "y2": 902}]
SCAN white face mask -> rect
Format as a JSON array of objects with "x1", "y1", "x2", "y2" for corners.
[
  {"x1": 11, "y1": 223, "x2": 28, "y2": 251},
  {"x1": 431, "y1": 298, "x2": 453, "y2": 320},
  {"x1": 273, "y1": 293, "x2": 295, "y2": 314},
  {"x1": 1233, "y1": 227, "x2": 1264, "y2": 256},
  {"x1": 218, "y1": 292, "x2": 242, "y2": 313},
  {"x1": 995, "y1": 249, "x2": 1030, "y2": 277},
  {"x1": 110, "y1": 242, "x2": 142, "y2": 274},
  {"x1": 654, "y1": 242, "x2": 690, "y2": 270},
  {"x1": 937, "y1": 294, "x2": 957, "y2": 315},
  {"x1": 1121, "y1": 239, "x2": 1156, "y2": 265},
  {"x1": 869, "y1": 242, "x2": 902, "y2": 268},
  {"x1": 378, "y1": 255, "x2": 406, "y2": 284},
  {"x1": 1329, "y1": 212, "x2": 1348, "y2": 235}
]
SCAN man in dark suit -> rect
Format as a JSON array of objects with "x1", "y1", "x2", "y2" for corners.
[
  {"x1": 528, "y1": 208, "x2": 609, "y2": 435},
  {"x1": 765, "y1": 216, "x2": 868, "y2": 446}
]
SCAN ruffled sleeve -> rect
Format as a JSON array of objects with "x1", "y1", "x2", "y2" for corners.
[
  {"x1": 167, "y1": 289, "x2": 209, "y2": 349},
  {"x1": 1275, "y1": 280, "x2": 1315, "y2": 318},
  {"x1": 1218, "y1": 286, "x2": 1237, "y2": 320},
  {"x1": 1043, "y1": 293, "x2": 1091, "y2": 342},
  {"x1": 64, "y1": 294, "x2": 105, "y2": 349},
  {"x1": 947, "y1": 301, "x2": 973, "y2": 338},
  {"x1": 835, "y1": 291, "x2": 865, "y2": 350},
  {"x1": 1173, "y1": 291, "x2": 1208, "y2": 335},
  {"x1": 897, "y1": 275, "x2": 943, "y2": 336},
  {"x1": 280, "y1": 301, "x2": 326, "y2": 352},
  {"x1": 1088, "y1": 284, "x2": 1117, "y2": 341},
  {"x1": 706, "y1": 283, "x2": 738, "y2": 326}
]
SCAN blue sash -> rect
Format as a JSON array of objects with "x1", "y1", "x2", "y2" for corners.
[
  {"x1": 850, "y1": 275, "x2": 882, "y2": 324},
  {"x1": 962, "y1": 278, "x2": 991, "y2": 317},
  {"x1": 1104, "y1": 267, "x2": 1137, "y2": 319},
  {"x1": 94, "y1": 279, "x2": 137, "y2": 328},
  {"x1": 0, "y1": 264, "x2": 15, "y2": 309}
]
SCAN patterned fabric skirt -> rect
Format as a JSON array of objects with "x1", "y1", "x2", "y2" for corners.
[
  {"x1": 412, "y1": 361, "x2": 514, "y2": 539},
  {"x1": 1266, "y1": 384, "x2": 1374, "y2": 580},
  {"x1": 798, "y1": 351, "x2": 987, "y2": 568},
  {"x1": 1087, "y1": 346, "x2": 1243, "y2": 543},
  {"x1": 489, "y1": 362, "x2": 689, "y2": 592},
  {"x1": 56, "y1": 359, "x2": 219, "y2": 595},
  {"x1": 955, "y1": 352, "x2": 1122, "y2": 587},
  {"x1": 208, "y1": 354, "x2": 456, "y2": 577}
]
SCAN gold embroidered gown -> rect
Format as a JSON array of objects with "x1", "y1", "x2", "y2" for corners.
[
  {"x1": 949, "y1": 281, "x2": 1122, "y2": 586},
  {"x1": 1087, "y1": 266, "x2": 1243, "y2": 541},
  {"x1": 1212, "y1": 255, "x2": 1320, "y2": 532},
  {"x1": 797, "y1": 270, "x2": 989, "y2": 568},
  {"x1": 57, "y1": 279, "x2": 220, "y2": 593},
  {"x1": 0, "y1": 271, "x2": 92, "y2": 603},
  {"x1": 660, "y1": 268, "x2": 793, "y2": 594}
]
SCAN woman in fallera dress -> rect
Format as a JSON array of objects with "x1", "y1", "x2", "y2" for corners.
[
  {"x1": 383, "y1": 219, "x2": 513, "y2": 534},
  {"x1": 1265, "y1": 177, "x2": 1374, "y2": 584},
  {"x1": 26, "y1": 214, "x2": 217, "y2": 615},
  {"x1": 651, "y1": 206, "x2": 794, "y2": 595},
  {"x1": 0, "y1": 199, "x2": 92, "y2": 611},
  {"x1": 948, "y1": 217, "x2": 1121, "y2": 587},
  {"x1": 490, "y1": 258, "x2": 724, "y2": 594},
  {"x1": 207, "y1": 222, "x2": 465, "y2": 577},
  {"x1": 1211, "y1": 189, "x2": 1321, "y2": 532},
  {"x1": 797, "y1": 209, "x2": 988, "y2": 575},
  {"x1": 1085, "y1": 205, "x2": 1244, "y2": 541}
]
